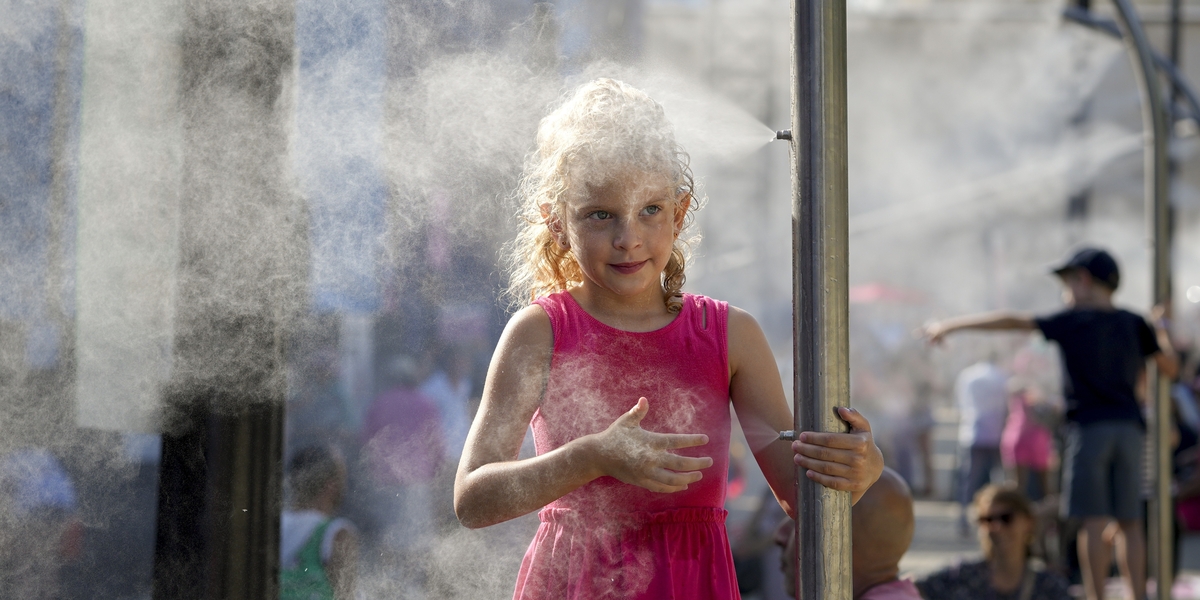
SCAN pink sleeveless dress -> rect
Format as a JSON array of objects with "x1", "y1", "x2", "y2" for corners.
[{"x1": 513, "y1": 291, "x2": 739, "y2": 600}]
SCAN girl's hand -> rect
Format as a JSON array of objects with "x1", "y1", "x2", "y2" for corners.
[
  {"x1": 587, "y1": 397, "x2": 714, "y2": 493},
  {"x1": 792, "y1": 407, "x2": 883, "y2": 502}
]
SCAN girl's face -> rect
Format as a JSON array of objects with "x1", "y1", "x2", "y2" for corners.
[{"x1": 555, "y1": 170, "x2": 688, "y2": 306}]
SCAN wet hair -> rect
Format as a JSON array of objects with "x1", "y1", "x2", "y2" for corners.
[
  {"x1": 286, "y1": 445, "x2": 342, "y2": 507},
  {"x1": 973, "y1": 484, "x2": 1033, "y2": 518},
  {"x1": 506, "y1": 78, "x2": 699, "y2": 312}
]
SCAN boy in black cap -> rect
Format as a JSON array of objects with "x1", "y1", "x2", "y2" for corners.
[{"x1": 924, "y1": 247, "x2": 1178, "y2": 600}]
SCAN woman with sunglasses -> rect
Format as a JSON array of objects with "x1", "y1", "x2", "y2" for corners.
[{"x1": 915, "y1": 485, "x2": 1068, "y2": 600}]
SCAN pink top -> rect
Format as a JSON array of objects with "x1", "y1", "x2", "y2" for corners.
[
  {"x1": 859, "y1": 579, "x2": 923, "y2": 600},
  {"x1": 999, "y1": 392, "x2": 1052, "y2": 471},
  {"x1": 361, "y1": 386, "x2": 444, "y2": 485},
  {"x1": 513, "y1": 291, "x2": 738, "y2": 600}
]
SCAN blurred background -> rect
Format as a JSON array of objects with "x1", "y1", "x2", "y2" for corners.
[{"x1": 5, "y1": 0, "x2": 1200, "y2": 598}]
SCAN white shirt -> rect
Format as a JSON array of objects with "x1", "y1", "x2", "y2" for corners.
[
  {"x1": 420, "y1": 370, "x2": 473, "y2": 461},
  {"x1": 955, "y1": 362, "x2": 1008, "y2": 448}
]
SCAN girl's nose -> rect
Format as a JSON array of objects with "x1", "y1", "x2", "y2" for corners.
[{"x1": 612, "y1": 218, "x2": 642, "y2": 249}]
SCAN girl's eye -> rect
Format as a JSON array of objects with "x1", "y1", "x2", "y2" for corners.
[
  {"x1": 588, "y1": 210, "x2": 612, "y2": 220},
  {"x1": 642, "y1": 205, "x2": 662, "y2": 216}
]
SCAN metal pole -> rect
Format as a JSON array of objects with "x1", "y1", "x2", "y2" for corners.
[
  {"x1": 791, "y1": 1, "x2": 851, "y2": 598},
  {"x1": 1165, "y1": 22, "x2": 1183, "y2": 598},
  {"x1": 1109, "y1": 2, "x2": 1171, "y2": 599},
  {"x1": 152, "y1": 0, "x2": 295, "y2": 597},
  {"x1": 1169, "y1": 0, "x2": 1183, "y2": 100},
  {"x1": 47, "y1": 0, "x2": 76, "y2": 363}
]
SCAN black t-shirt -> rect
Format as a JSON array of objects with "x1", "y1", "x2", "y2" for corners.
[{"x1": 1034, "y1": 308, "x2": 1159, "y2": 426}]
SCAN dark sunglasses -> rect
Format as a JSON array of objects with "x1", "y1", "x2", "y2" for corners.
[{"x1": 977, "y1": 512, "x2": 1016, "y2": 526}]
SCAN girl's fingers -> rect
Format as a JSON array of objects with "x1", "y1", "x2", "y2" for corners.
[
  {"x1": 793, "y1": 453, "x2": 854, "y2": 479},
  {"x1": 793, "y1": 442, "x2": 862, "y2": 466},
  {"x1": 619, "y1": 397, "x2": 650, "y2": 426},
  {"x1": 657, "y1": 432, "x2": 710, "y2": 450},
  {"x1": 835, "y1": 407, "x2": 872, "y2": 433},
  {"x1": 631, "y1": 468, "x2": 701, "y2": 493},
  {"x1": 662, "y1": 454, "x2": 713, "y2": 472},
  {"x1": 649, "y1": 467, "x2": 703, "y2": 488},
  {"x1": 802, "y1": 468, "x2": 855, "y2": 491},
  {"x1": 643, "y1": 480, "x2": 690, "y2": 494},
  {"x1": 789, "y1": 416, "x2": 884, "y2": 496},
  {"x1": 793, "y1": 431, "x2": 868, "y2": 451}
]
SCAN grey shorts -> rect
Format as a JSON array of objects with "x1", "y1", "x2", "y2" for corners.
[{"x1": 1061, "y1": 421, "x2": 1144, "y2": 521}]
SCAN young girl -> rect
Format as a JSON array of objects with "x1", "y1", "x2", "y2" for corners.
[{"x1": 454, "y1": 78, "x2": 883, "y2": 599}]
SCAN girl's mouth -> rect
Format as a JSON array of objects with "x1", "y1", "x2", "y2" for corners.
[{"x1": 610, "y1": 261, "x2": 647, "y2": 274}]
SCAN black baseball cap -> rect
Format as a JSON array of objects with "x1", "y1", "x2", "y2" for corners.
[{"x1": 1051, "y1": 247, "x2": 1120, "y2": 290}]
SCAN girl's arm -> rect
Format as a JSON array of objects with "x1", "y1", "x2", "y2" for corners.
[
  {"x1": 924, "y1": 311, "x2": 1036, "y2": 343},
  {"x1": 454, "y1": 305, "x2": 713, "y2": 529},
  {"x1": 727, "y1": 308, "x2": 883, "y2": 515}
]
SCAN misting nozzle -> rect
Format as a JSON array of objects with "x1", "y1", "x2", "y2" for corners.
[
  {"x1": 778, "y1": 430, "x2": 797, "y2": 442},
  {"x1": 775, "y1": 129, "x2": 792, "y2": 141}
]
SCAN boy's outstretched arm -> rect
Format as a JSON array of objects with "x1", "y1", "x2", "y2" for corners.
[
  {"x1": 727, "y1": 308, "x2": 883, "y2": 512},
  {"x1": 924, "y1": 311, "x2": 1036, "y2": 344}
]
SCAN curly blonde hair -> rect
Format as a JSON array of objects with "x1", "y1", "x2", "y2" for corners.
[{"x1": 506, "y1": 78, "x2": 699, "y2": 312}]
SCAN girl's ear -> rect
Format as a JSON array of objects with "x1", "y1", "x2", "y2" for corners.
[
  {"x1": 542, "y1": 205, "x2": 570, "y2": 249},
  {"x1": 673, "y1": 193, "x2": 692, "y2": 235}
]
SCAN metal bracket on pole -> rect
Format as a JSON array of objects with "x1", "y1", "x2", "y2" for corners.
[{"x1": 790, "y1": 1, "x2": 852, "y2": 598}]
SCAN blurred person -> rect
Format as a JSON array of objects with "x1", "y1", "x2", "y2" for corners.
[
  {"x1": 1171, "y1": 348, "x2": 1200, "y2": 573},
  {"x1": 775, "y1": 467, "x2": 921, "y2": 599},
  {"x1": 281, "y1": 444, "x2": 358, "y2": 600},
  {"x1": 952, "y1": 356, "x2": 1009, "y2": 536},
  {"x1": 361, "y1": 354, "x2": 443, "y2": 574},
  {"x1": 1173, "y1": 410, "x2": 1200, "y2": 575},
  {"x1": 883, "y1": 361, "x2": 936, "y2": 498},
  {"x1": 0, "y1": 448, "x2": 84, "y2": 600},
  {"x1": 925, "y1": 247, "x2": 1179, "y2": 600},
  {"x1": 857, "y1": 355, "x2": 933, "y2": 497},
  {"x1": 906, "y1": 350, "x2": 939, "y2": 498},
  {"x1": 420, "y1": 343, "x2": 476, "y2": 529},
  {"x1": 910, "y1": 374, "x2": 938, "y2": 498},
  {"x1": 916, "y1": 484, "x2": 1069, "y2": 599},
  {"x1": 287, "y1": 349, "x2": 358, "y2": 457},
  {"x1": 420, "y1": 343, "x2": 474, "y2": 464},
  {"x1": 999, "y1": 378, "x2": 1055, "y2": 502},
  {"x1": 730, "y1": 485, "x2": 789, "y2": 599}
]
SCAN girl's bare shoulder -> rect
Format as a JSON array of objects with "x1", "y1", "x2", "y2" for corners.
[
  {"x1": 497, "y1": 303, "x2": 554, "y2": 357},
  {"x1": 725, "y1": 305, "x2": 766, "y2": 339},
  {"x1": 724, "y1": 305, "x2": 773, "y2": 370}
]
